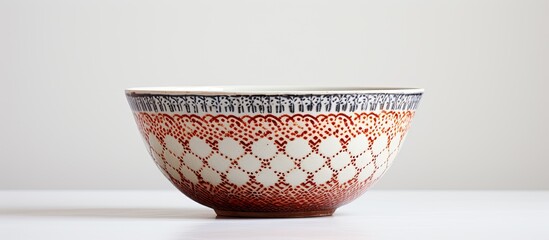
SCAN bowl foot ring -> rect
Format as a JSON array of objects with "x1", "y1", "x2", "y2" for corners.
[{"x1": 214, "y1": 209, "x2": 336, "y2": 218}]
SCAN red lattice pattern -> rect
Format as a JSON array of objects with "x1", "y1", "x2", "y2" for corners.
[{"x1": 133, "y1": 111, "x2": 415, "y2": 212}]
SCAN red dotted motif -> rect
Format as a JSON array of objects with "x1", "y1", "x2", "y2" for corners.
[{"x1": 134, "y1": 111, "x2": 415, "y2": 212}]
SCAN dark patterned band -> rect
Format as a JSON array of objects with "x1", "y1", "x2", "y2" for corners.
[{"x1": 126, "y1": 93, "x2": 423, "y2": 114}]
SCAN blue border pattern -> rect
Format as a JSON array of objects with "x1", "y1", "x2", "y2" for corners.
[{"x1": 126, "y1": 93, "x2": 422, "y2": 114}]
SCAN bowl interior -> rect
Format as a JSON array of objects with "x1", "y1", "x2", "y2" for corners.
[{"x1": 125, "y1": 86, "x2": 424, "y2": 95}]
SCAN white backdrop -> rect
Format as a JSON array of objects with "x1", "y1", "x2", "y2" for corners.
[{"x1": 1, "y1": 0, "x2": 548, "y2": 189}]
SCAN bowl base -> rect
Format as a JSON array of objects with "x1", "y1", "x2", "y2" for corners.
[{"x1": 214, "y1": 209, "x2": 336, "y2": 218}]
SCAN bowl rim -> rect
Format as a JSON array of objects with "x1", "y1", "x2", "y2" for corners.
[{"x1": 125, "y1": 86, "x2": 424, "y2": 95}]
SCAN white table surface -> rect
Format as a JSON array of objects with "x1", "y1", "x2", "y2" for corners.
[{"x1": 1, "y1": 190, "x2": 548, "y2": 240}]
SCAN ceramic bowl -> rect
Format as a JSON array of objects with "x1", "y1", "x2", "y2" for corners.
[{"x1": 126, "y1": 86, "x2": 423, "y2": 217}]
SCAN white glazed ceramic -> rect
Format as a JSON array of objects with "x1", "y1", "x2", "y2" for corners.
[{"x1": 126, "y1": 86, "x2": 423, "y2": 217}]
